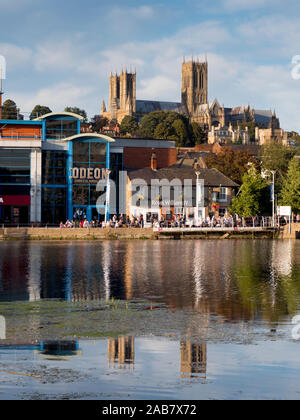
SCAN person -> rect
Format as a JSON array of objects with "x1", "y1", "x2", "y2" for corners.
[
  {"x1": 139, "y1": 214, "x2": 144, "y2": 228},
  {"x1": 60, "y1": 221, "x2": 64, "y2": 228},
  {"x1": 83, "y1": 219, "x2": 89, "y2": 228}
]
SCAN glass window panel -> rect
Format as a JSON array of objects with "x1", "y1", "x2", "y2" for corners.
[
  {"x1": 90, "y1": 143, "x2": 106, "y2": 163},
  {"x1": 72, "y1": 185, "x2": 89, "y2": 205},
  {"x1": 73, "y1": 143, "x2": 89, "y2": 163}
]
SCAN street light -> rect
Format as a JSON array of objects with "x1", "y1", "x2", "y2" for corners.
[
  {"x1": 105, "y1": 169, "x2": 112, "y2": 224},
  {"x1": 270, "y1": 170, "x2": 276, "y2": 228},
  {"x1": 195, "y1": 171, "x2": 201, "y2": 226}
]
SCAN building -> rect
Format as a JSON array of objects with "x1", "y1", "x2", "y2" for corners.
[
  {"x1": 127, "y1": 154, "x2": 239, "y2": 224},
  {"x1": 101, "y1": 58, "x2": 281, "y2": 132},
  {"x1": 0, "y1": 110, "x2": 178, "y2": 225},
  {"x1": 207, "y1": 123, "x2": 250, "y2": 145}
]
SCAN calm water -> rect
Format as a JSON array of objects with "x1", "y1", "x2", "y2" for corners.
[{"x1": 0, "y1": 240, "x2": 300, "y2": 400}]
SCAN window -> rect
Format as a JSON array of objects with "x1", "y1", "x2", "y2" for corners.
[
  {"x1": 0, "y1": 149, "x2": 30, "y2": 184},
  {"x1": 46, "y1": 119, "x2": 78, "y2": 140},
  {"x1": 219, "y1": 188, "x2": 227, "y2": 202},
  {"x1": 72, "y1": 141, "x2": 108, "y2": 206},
  {"x1": 42, "y1": 151, "x2": 67, "y2": 185},
  {"x1": 41, "y1": 187, "x2": 66, "y2": 225}
]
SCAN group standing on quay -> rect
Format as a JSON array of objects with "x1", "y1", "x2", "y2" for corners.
[{"x1": 60, "y1": 214, "x2": 300, "y2": 229}]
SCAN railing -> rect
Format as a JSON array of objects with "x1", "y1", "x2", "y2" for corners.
[
  {"x1": 153, "y1": 216, "x2": 288, "y2": 230},
  {"x1": 0, "y1": 131, "x2": 42, "y2": 140}
]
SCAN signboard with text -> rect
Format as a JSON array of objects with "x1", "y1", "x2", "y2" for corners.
[{"x1": 277, "y1": 206, "x2": 292, "y2": 217}]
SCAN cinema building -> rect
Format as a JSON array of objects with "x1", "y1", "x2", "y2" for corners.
[{"x1": 0, "y1": 112, "x2": 177, "y2": 225}]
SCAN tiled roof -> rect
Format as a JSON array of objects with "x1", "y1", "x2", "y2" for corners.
[
  {"x1": 136, "y1": 100, "x2": 187, "y2": 114},
  {"x1": 128, "y1": 167, "x2": 239, "y2": 187}
]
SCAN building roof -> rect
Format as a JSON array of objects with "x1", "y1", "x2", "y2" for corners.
[
  {"x1": 61, "y1": 133, "x2": 115, "y2": 143},
  {"x1": 128, "y1": 167, "x2": 239, "y2": 187},
  {"x1": 136, "y1": 100, "x2": 187, "y2": 114},
  {"x1": 34, "y1": 112, "x2": 85, "y2": 121}
]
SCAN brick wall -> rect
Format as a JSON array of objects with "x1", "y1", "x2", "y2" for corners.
[{"x1": 123, "y1": 147, "x2": 178, "y2": 169}]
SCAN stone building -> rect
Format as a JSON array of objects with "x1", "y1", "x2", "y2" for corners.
[{"x1": 101, "y1": 57, "x2": 281, "y2": 133}]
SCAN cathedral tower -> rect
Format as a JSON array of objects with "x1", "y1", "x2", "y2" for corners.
[
  {"x1": 103, "y1": 70, "x2": 136, "y2": 123},
  {"x1": 181, "y1": 57, "x2": 208, "y2": 117}
]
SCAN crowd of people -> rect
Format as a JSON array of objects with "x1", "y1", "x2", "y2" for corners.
[
  {"x1": 60, "y1": 214, "x2": 145, "y2": 229},
  {"x1": 59, "y1": 213, "x2": 300, "y2": 230}
]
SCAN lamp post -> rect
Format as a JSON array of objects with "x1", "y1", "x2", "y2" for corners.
[
  {"x1": 105, "y1": 169, "x2": 112, "y2": 224},
  {"x1": 271, "y1": 170, "x2": 276, "y2": 228},
  {"x1": 195, "y1": 171, "x2": 201, "y2": 226}
]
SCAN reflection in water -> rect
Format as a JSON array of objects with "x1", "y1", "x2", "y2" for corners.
[
  {"x1": 0, "y1": 240, "x2": 300, "y2": 324},
  {"x1": 180, "y1": 342, "x2": 207, "y2": 380},
  {"x1": 108, "y1": 336, "x2": 135, "y2": 369}
]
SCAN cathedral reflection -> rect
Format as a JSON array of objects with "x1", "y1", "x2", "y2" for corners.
[
  {"x1": 107, "y1": 336, "x2": 135, "y2": 369},
  {"x1": 180, "y1": 342, "x2": 207, "y2": 380}
]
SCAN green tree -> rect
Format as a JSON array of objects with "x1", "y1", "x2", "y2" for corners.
[
  {"x1": 260, "y1": 142, "x2": 295, "y2": 192},
  {"x1": 30, "y1": 105, "x2": 52, "y2": 120},
  {"x1": 172, "y1": 119, "x2": 188, "y2": 146},
  {"x1": 2, "y1": 99, "x2": 18, "y2": 120},
  {"x1": 279, "y1": 158, "x2": 300, "y2": 214},
  {"x1": 90, "y1": 115, "x2": 109, "y2": 132},
  {"x1": 138, "y1": 111, "x2": 166, "y2": 138},
  {"x1": 191, "y1": 122, "x2": 206, "y2": 144},
  {"x1": 230, "y1": 168, "x2": 269, "y2": 217},
  {"x1": 120, "y1": 115, "x2": 139, "y2": 136},
  {"x1": 64, "y1": 107, "x2": 88, "y2": 122}
]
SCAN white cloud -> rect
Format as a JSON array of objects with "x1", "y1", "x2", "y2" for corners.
[
  {"x1": 11, "y1": 83, "x2": 94, "y2": 116},
  {"x1": 0, "y1": 43, "x2": 32, "y2": 70},
  {"x1": 138, "y1": 75, "x2": 179, "y2": 101}
]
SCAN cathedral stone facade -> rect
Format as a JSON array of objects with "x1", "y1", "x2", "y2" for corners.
[{"x1": 101, "y1": 57, "x2": 281, "y2": 133}]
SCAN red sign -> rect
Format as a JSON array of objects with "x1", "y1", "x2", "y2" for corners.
[{"x1": 0, "y1": 196, "x2": 31, "y2": 206}]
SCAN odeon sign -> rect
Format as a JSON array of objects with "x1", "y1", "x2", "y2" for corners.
[{"x1": 70, "y1": 167, "x2": 109, "y2": 181}]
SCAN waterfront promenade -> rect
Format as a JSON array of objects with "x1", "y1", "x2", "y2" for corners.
[{"x1": 0, "y1": 223, "x2": 297, "y2": 240}]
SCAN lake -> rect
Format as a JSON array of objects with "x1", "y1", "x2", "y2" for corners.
[{"x1": 0, "y1": 240, "x2": 300, "y2": 400}]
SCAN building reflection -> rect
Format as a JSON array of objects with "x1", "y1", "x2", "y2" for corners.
[
  {"x1": 108, "y1": 336, "x2": 135, "y2": 369},
  {"x1": 0, "y1": 240, "x2": 300, "y2": 325},
  {"x1": 180, "y1": 342, "x2": 207, "y2": 380}
]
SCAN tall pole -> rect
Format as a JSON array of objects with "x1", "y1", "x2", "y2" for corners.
[
  {"x1": 105, "y1": 169, "x2": 112, "y2": 224},
  {"x1": 271, "y1": 170, "x2": 276, "y2": 228},
  {"x1": 195, "y1": 171, "x2": 200, "y2": 226}
]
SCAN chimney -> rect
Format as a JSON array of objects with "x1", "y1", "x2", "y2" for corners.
[{"x1": 150, "y1": 151, "x2": 157, "y2": 171}]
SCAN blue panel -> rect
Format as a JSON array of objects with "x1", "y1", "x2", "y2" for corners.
[{"x1": 67, "y1": 141, "x2": 73, "y2": 220}]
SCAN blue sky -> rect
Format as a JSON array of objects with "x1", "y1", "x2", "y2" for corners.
[{"x1": 0, "y1": 0, "x2": 299, "y2": 131}]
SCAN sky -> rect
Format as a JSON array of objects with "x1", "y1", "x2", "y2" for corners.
[{"x1": 0, "y1": 0, "x2": 299, "y2": 131}]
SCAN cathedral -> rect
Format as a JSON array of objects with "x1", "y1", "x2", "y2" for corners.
[{"x1": 101, "y1": 57, "x2": 280, "y2": 131}]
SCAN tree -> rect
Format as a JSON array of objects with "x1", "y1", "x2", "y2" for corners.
[
  {"x1": 120, "y1": 115, "x2": 138, "y2": 136},
  {"x1": 90, "y1": 115, "x2": 109, "y2": 132},
  {"x1": 279, "y1": 158, "x2": 300, "y2": 214},
  {"x1": 2, "y1": 99, "x2": 18, "y2": 120},
  {"x1": 205, "y1": 149, "x2": 259, "y2": 184},
  {"x1": 230, "y1": 167, "x2": 269, "y2": 217},
  {"x1": 138, "y1": 111, "x2": 166, "y2": 138},
  {"x1": 172, "y1": 119, "x2": 188, "y2": 146},
  {"x1": 191, "y1": 122, "x2": 206, "y2": 144},
  {"x1": 64, "y1": 107, "x2": 88, "y2": 122},
  {"x1": 260, "y1": 142, "x2": 295, "y2": 192},
  {"x1": 30, "y1": 105, "x2": 52, "y2": 120}
]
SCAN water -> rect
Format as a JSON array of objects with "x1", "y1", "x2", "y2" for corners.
[{"x1": 0, "y1": 240, "x2": 300, "y2": 400}]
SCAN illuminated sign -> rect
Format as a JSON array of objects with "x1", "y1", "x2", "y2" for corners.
[{"x1": 70, "y1": 168, "x2": 109, "y2": 181}]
